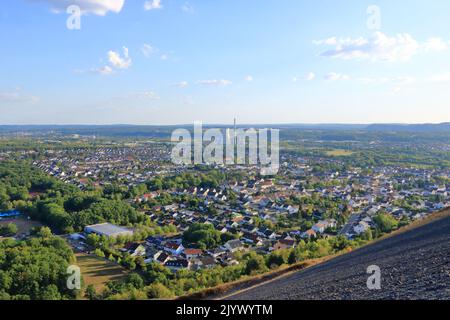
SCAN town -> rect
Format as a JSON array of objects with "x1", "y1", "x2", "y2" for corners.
[{"x1": 1, "y1": 128, "x2": 449, "y2": 299}]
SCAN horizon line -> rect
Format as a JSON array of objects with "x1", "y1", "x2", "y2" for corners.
[{"x1": 0, "y1": 122, "x2": 448, "y2": 127}]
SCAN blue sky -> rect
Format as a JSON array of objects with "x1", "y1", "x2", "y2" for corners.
[{"x1": 1, "y1": 0, "x2": 450, "y2": 125}]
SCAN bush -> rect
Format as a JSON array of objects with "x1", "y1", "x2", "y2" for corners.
[
  {"x1": 244, "y1": 252, "x2": 268, "y2": 275},
  {"x1": 0, "y1": 223, "x2": 18, "y2": 237},
  {"x1": 373, "y1": 213, "x2": 398, "y2": 233},
  {"x1": 146, "y1": 283, "x2": 174, "y2": 299}
]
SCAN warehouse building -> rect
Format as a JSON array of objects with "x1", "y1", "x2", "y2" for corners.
[{"x1": 84, "y1": 223, "x2": 133, "y2": 238}]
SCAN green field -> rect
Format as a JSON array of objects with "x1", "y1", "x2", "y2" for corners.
[
  {"x1": 0, "y1": 217, "x2": 42, "y2": 236},
  {"x1": 325, "y1": 149, "x2": 355, "y2": 157},
  {"x1": 75, "y1": 253, "x2": 128, "y2": 294}
]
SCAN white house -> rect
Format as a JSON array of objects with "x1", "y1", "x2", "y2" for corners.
[{"x1": 353, "y1": 221, "x2": 370, "y2": 235}]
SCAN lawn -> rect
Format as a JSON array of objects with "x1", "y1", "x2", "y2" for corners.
[
  {"x1": 325, "y1": 149, "x2": 354, "y2": 157},
  {"x1": 0, "y1": 217, "x2": 42, "y2": 236},
  {"x1": 75, "y1": 253, "x2": 129, "y2": 294}
]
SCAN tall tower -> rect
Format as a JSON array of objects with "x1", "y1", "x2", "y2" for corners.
[{"x1": 233, "y1": 117, "x2": 237, "y2": 147}]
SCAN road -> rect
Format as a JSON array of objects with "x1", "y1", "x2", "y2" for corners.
[{"x1": 226, "y1": 214, "x2": 450, "y2": 300}]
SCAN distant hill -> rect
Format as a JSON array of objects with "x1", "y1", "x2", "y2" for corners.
[
  {"x1": 0, "y1": 123, "x2": 449, "y2": 137},
  {"x1": 365, "y1": 122, "x2": 450, "y2": 132}
]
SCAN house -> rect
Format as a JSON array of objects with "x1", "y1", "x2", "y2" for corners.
[
  {"x1": 164, "y1": 259, "x2": 190, "y2": 271},
  {"x1": 121, "y1": 243, "x2": 146, "y2": 257},
  {"x1": 183, "y1": 248, "x2": 203, "y2": 260},
  {"x1": 145, "y1": 251, "x2": 171, "y2": 265},
  {"x1": 272, "y1": 238, "x2": 296, "y2": 251},
  {"x1": 164, "y1": 242, "x2": 185, "y2": 255},
  {"x1": 301, "y1": 229, "x2": 317, "y2": 239},
  {"x1": 224, "y1": 239, "x2": 244, "y2": 252},
  {"x1": 219, "y1": 252, "x2": 239, "y2": 266},
  {"x1": 326, "y1": 219, "x2": 338, "y2": 229},
  {"x1": 197, "y1": 256, "x2": 216, "y2": 269},
  {"x1": 312, "y1": 222, "x2": 327, "y2": 234},
  {"x1": 146, "y1": 236, "x2": 164, "y2": 248},
  {"x1": 209, "y1": 247, "x2": 226, "y2": 258},
  {"x1": 354, "y1": 221, "x2": 370, "y2": 235},
  {"x1": 242, "y1": 232, "x2": 263, "y2": 246},
  {"x1": 257, "y1": 227, "x2": 276, "y2": 239}
]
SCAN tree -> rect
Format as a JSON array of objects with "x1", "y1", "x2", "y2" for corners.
[
  {"x1": 126, "y1": 273, "x2": 144, "y2": 289},
  {"x1": 85, "y1": 284, "x2": 97, "y2": 300},
  {"x1": 94, "y1": 248, "x2": 105, "y2": 258},
  {"x1": 266, "y1": 250, "x2": 289, "y2": 269},
  {"x1": 182, "y1": 223, "x2": 221, "y2": 249},
  {"x1": 146, "y1": 283, "x2": 174, "y2": 299},
  {"x1": 0, "y1": 223, "x2": 18, "y2": 237},
  {"x1": 0, "y1": 234, "x2": 75, "y2": 300},
  {"x1": 0, "y1": 192, "x2": 11, "y2": 211},
  {"x1": 41, "y1": 285, "x2": 62, "y2": 300},
  {"x1": 373, "y1": 213, "x2": 398, "y2": 233},
  {"x1": 244, "y1": 252, "x2": 268, "y2": 275},
  {"x1": 35, "y1": 226, "x2": 53, "y2": 238}
]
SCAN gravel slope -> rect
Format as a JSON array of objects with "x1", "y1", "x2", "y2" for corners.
[{"x1": 227, "y1": 215, "x2": 450, "y2": 300}]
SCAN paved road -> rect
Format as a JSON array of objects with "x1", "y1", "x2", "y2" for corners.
[{"x1": 227, "y1": 215, "x2": 450, "y2": 300}]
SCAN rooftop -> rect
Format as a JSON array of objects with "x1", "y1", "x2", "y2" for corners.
[{"x1": 85, "y1": 223, "x2": 133, "y2": 237}]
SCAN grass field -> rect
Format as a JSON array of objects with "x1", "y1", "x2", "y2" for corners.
[
  {"x1": 0, "y1": 217, "x2": 42, "y2": 236},
  {"x1": 325, "y1": 149, "x2": 354, "y2": 157},
  {"x1": 75, "y1": 253, "x2": 128, "y2": 294}
]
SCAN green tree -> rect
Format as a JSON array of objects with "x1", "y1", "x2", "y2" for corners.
[
  {"x1": 244, "y1": 252, "x2": 268, "y2": 275},
  {"x1": 0, "y1": 223, "x2": 18, "y2": 237},
  {"x1": 182, "y1": 223, "x2": 221, "y2": 249},
  {"x1": 126, "y1": 273, "x2": 144, "y2": 289},
  {"x1": 85, "y1": 284, "x2": 97, "y2": 300},
  {"x1": 146, "y1": 283, "x2": 174, "y2": 299},
  {"x1": 373, "y1": 213, "x2": 398, "y2": 233}
]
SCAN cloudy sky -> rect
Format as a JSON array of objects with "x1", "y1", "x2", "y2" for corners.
[{"x1": 1, "y1": 0, "x2": 450, "y2": 124}]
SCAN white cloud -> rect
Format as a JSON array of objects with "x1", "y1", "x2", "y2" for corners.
[
  {"x1": 0, "y1": 88, "x2": 39, "y2": 104},
  {"x1": 315, "y1": 32, "x2": 420, "y2": 62},
  {"x1": 78, "y1": 47, "x2": 130, "y2": 75},
  {"x1": 94, "y1": 65, "x2": 114, "y2": 75},
  {"x1": 357, "y1": 76, "x2": 415, "y2": 85},
  {"x1": 128, "y1": 91, "x2": 160, "y2": 100},
  {"x1": 245, "y1": 75, "x2": 253, "y2": 82},
  {"x1": 182, "y1": 95, "x2": 194, "y2": 105},
  {"x1": 144, "y1": 0, "x2": 162, "y2": 10},
  {"x1": 423, "y1": 37, "x2": 448, "y2": 52},
  {"x1": 392, "y1": 87, "x2": 402, "y2": 95},
  {"x1": 306, "y1": 72, "x2": 316, "y2": 81},
  {"x1": 324, "y1": 72, "x2": 350, "y2": 81},
  {"x1": 108, "y1": 47, "x2": 132, "y2": 69},
  {"x1": 174, "y1": 81, "x2": 189, "y2": 88},
  {"x1": 30, "y1": 0, "x2": 125, "y2": 16},
  {"x1": 426, "y1": 73, "x2": 450, "y2": 83},
  {"x1": 197, "y1": 79, "x2": 232, "y2": 86},
  {"x1": 75, "y1": 65, "x2": 114, "y2": 75},
  {"x1": 141, "y1": 43, "x2": 155, "y2": 57},
  {"x1": 181, "y1": 2, "x2": 194, "y2": 13},
  {"x1": 160, "y1": 54, "x2": 168, "y2": 60},
  {"x1": 292, "y1": 76, "x2": 298, "y2": 83}
]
